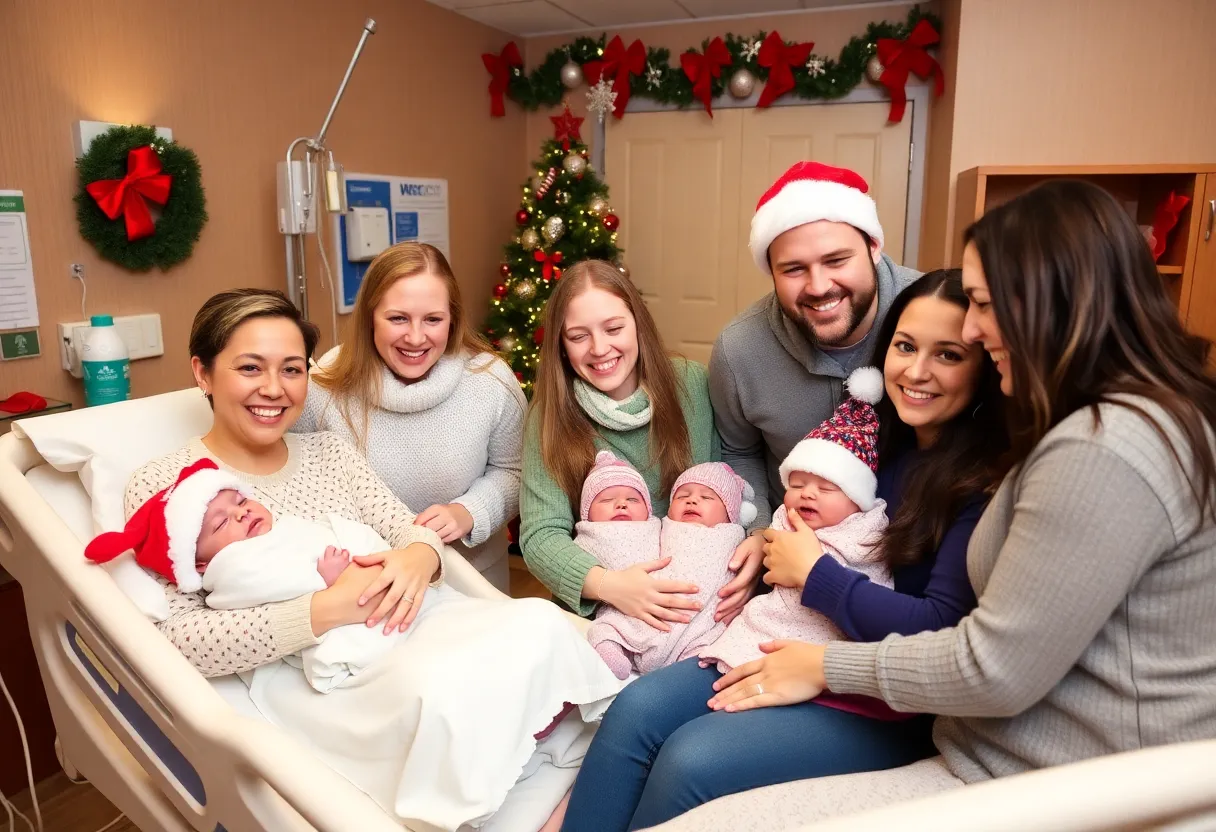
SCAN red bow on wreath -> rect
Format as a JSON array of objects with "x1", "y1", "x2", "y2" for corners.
[
  {"x1": 757, "y1": 31, "x2": 814, "y2": 108},
  {"x1": 875, "y1": 19, "x2": 944, "y2": 123},
  {"x1": 85, "y1": 145, "x2": 173, "y2": 242},
  {"x1": 482, "y1": 41, "x2": 523, "y2": 118},
  {"x1": 583, "y1": 36, "x2": 646, "y2": 119},
  {"x1": 681, "y1": 37, "x2": 732, "y2": 116},
  {"x1": 534, "y1": 249, "x2": 563, "y2": 280}
]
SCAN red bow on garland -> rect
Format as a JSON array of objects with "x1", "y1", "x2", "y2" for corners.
[
  {"x1": 875, "y1": 19, "x2": 944, "y2": 123},
  {"x1": 757, "y1": 31, "x2": 814, "y2": 108},
  {"x1": 583, "y1": 36, "x2": 646, "y2": 119},
  {"x1": 85, "y1": 145, "x2": 173, "y2": 241},
  {"x1": 534, "y1": 249, "x2": 563, "y2": 280},
  {"x1": 681, "y1": 37, "x2": 732, "y2": 116},
  {"x1": 482, "y1": 41, "x2": 523, "y2": 118}
]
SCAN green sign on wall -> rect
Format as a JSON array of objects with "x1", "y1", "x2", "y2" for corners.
[{"x1": 0, "y1": 329, "x2": 40, "y2": 360}]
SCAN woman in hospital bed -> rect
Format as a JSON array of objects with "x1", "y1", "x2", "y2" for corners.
[{"x1": 121, "y1": 288, "x2": 623, "y2": 832}]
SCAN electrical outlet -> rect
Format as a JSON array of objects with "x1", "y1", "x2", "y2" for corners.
[{"x1": 58, "y1": 313, "x2": 164, "y2": 377}]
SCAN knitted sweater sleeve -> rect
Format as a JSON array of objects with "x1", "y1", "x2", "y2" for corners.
[
  {"x1": 709, "y1": 333, "x2": 771, "y2": 530},
  {"x1": 327, "y1": 434, "x2": 446, "y2": 583},
  {"x1": 519, "y1": 418, "x2": 599, "y2": 616},
  {"x1": 824, "y1": 439, "x2": 1173, "y2": 717},
  {"x1": 802, "y1": 498, "x2": 982, "y2": 640},
  {"x1": 126, "y1": 453, "x2": 316, "y2": 678},
  {"x1": 450, "y1": 360, "x2": 527, "y2": 548}
]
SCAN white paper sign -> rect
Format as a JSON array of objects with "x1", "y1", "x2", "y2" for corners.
[{"x1": 0, "y1": 190, "x2": 39, "y2": 330}]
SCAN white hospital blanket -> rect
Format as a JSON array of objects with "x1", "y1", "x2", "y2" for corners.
[
  {"x1": 245, "y1": 590, "x2": 625, "y2": 832},
  {"x1": 203, "y1": 514, "x2": 420, "y2": 693}
]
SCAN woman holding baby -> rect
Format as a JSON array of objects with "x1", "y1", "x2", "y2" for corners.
[{"x1": 293, "y1": 242, "x2": 526, "y2": 593}]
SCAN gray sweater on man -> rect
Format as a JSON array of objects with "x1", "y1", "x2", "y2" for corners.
[
  {"x1": 827, "y1": 399, "x2": 1216, "y2": 780},
  {"x1": 708, "y1": 253, "x2": 920, "y2": 527}
]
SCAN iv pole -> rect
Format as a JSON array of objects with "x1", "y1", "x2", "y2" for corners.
[{"x1": 283, "y1": 18, "x2": 377, "y2": 319}]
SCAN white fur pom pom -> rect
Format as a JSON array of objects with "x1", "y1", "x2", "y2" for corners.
[
  {"x1": 845, "y1": 366, "x2": 884, "y2": 404},
  {"x1": 738, "y1": 479, "x2": 757, "y2": 526},
  {"x1": 593, "y1": 449, "x2": 619, "y2": 466}
]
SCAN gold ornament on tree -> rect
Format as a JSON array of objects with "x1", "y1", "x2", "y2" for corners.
[
  {"x1": 556, "y1": 190, "x2": 572, "y2": 205},
  {"x1": 560, "y1": 60, "x2": 584, "y2": 89},
  {"x1": 728, "y1": 68, "x2": 756, "y2": 99},
  {"x1": 513, "y1": 279, "x2": 537, "y2": 299},
  {"x1": 587, "y1": 195, "x2": 610, "y2": 217},
  {"x1": 866, "y1": 54, "x2": 885, "y2": 83},
  {"x1": 520, "y1": 228, "x2": 540, "y2": 250},
  {"x1": 499, "y1": 334, "x2": 519, "y2": 352},
  {"x1": 542, "y1": 215, "x2": 565, "y2": 244},
  {"x1": 562, "y1": 152, "x2": 587, "y2": 176}
]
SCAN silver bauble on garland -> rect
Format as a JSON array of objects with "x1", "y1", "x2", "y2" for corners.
[
  {"x1": 728, "y1": 69, "x2": 756, "y2": 99},
  {"x1": 560, "y1": 61, "x2": 584, "y2": 89}
]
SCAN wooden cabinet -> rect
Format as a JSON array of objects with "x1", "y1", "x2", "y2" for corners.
[{"x1": 954, "y1": 165, "x2": 1216, "y2": 338}]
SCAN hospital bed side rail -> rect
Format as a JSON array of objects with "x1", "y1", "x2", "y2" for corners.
[
  {"x1": 0, "y1": 431, "x2": 404, "y2": 832},
  {"x1": 796, "y1": 738, "x2": 1216, "y2": 831}
]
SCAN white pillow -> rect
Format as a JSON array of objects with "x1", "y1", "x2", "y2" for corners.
[{"x1": 15, "y1": 388, "x2": 213, "y2": 619}]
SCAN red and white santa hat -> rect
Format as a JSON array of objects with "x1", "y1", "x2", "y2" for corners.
[
  {"x1": 580, "y1": 450, "x2": 652, "y2": 521},
  {"x1": 84, "y1": 458, "x2": 252, "y2": 593},
  {"x1": 749, "y1": 161, "x2": 884, "y2": 276},
  {"x1": 671, "y1": 462, "x2": 757, "y2": 526},
  {"x1": 779, "y1": 366, "x2": 884, "y2": 511}
]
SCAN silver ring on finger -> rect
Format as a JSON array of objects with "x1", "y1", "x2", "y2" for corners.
[
  {"x1": 401, "y1": 595, "x2": 415, "y2": 605},
  {"x1": 755, "y1": 682, "x2": 764, "y2": 696}
]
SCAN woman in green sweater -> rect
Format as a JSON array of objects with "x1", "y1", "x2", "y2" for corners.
[{"x1": 520, "y1": 259, "x2": 723, "y2": 621}]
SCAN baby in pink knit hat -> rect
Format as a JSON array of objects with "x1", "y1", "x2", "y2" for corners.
[
  {"x1": 578, "y1": 452, "x2": 757, "y2": 679},
  {"x1": 699, "y1": 367, "x2": 893, "y2": 678}
]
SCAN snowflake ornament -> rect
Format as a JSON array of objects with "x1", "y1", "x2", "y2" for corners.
[
  {"x1": 806, "y1": 56, "x2": 826, "y2": 77},
  {"x1": 586, "y1": 77, "x2": 617, "y2": 123},
  {"x1": 645, "y1": 62, "x2": 662, "y2": 90},
  {"x1": 741, "y1": 39, "x2": 761, "y2": 61}
]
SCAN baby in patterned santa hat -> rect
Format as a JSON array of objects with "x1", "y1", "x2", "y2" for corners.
[
  {"x1": 578, "y1": 451, "x2": 758, "y2": 679},
  {"x1": 699, "y1": 367, "x2": 894, "y2": 689}
]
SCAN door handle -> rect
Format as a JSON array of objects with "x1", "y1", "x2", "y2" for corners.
[{"x1": 1206, "y1": 199, "x2": 1215, "y2": 242}]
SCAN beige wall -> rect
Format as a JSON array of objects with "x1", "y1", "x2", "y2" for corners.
[
  {"x1": 922, "y1": 0, "x2": 1216, "y2": 267},
  {"x1": 522, "y1": 4, "x2": 933, "y2": 175},
  {"x1": 0, "y1": 0, "x2": 525, "y2": 406}
]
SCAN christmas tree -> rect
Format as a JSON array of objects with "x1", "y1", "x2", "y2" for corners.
[{"x1": 483, "y1": 105, "x2": 625, "y2": 395}]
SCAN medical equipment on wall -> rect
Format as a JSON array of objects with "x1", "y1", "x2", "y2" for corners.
[{"x1": 278, "y1": 17, "x2": 376, "y2": 320}]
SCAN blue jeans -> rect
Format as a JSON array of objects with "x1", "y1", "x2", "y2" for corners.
[{"x1": 563, "y1": 659, "x2": 935, "y2": 831}]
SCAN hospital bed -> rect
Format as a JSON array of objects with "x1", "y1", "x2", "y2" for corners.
[{"x1": 1, "y1": 390, "x2": 1214, "y2": 832}]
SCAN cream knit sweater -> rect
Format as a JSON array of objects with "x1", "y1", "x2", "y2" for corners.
[
  {"x1": 125, "y1": 432, "x2": 445, "y2": 677},
  {"x1": 295, "y1": 350, "x2": 527, "y2": 575}
]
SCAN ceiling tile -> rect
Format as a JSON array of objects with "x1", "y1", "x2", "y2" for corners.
[
  {"x1": 457, "y1": 1, "x2": 590, "y2": 34},
  {"x1": 676, "y1": 0, "x2": 802, "y2": 16},
  {"x1": 551, "y1": 0, "x2": 692, "y2": 27}
]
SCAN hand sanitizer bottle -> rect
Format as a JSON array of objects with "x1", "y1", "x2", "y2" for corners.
[{"x1": 81, "y1": 315, "x2": 130, "y2": 406}]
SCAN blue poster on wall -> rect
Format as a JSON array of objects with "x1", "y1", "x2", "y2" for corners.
[{"x1": 330, "y1": 174, "x2": 450, "y2": 312}]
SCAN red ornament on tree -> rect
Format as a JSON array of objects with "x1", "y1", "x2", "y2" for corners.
[
  {"x1": 602, "y1": 213, "x2": 620, "y2": 231},
  {"x1": 515, "y1": 371, "x2": 525, "y2": 382},
  {"x1": 494, "y1": 283, "x2": 508, "y2": 299},
  {"x1": 534, "y1": 326, "x2": 545, "y2": 345},
  {"x1": 500, "y1": 262, "x2": 511, "y2": 276},
  {"x1": 516, "y1": 209, "x2": 530, "y2": 225}
]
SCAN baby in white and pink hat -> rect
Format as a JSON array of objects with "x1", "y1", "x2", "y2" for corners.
[{"x1": 578, "y1": 451, "x2": 757, "y2": 679}]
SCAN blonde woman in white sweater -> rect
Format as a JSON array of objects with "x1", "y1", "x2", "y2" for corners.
[{"x1": 294, "y1": 243, "x2": 526, "y2": 593}]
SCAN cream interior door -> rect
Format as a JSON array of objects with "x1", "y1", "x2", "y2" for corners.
[
  {"x1": 604, "y1": 109, "x2": 744, "y2": 365},
  {"x1": 736, "y1": 103, "x2": 912, "y2": 308},
  {"x1": 604, "y1": 102, "x2": 912, "y2": 363}
]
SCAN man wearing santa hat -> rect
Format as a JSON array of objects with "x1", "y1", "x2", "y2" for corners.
[{"x1": 709, "y1": 161, "x2": 920, "y2": 604}]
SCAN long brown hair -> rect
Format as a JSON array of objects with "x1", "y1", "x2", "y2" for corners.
[
  {"x1": 965, "y1": 179, "x2": 1216, "y2": 517},
  {"x1": 312, "y1": 242, "x2": 497, "y2": 448},
  {"x1": 531, "y1": 260, "x2": 691, "y2": 509},
  {"x1": 870, "y1": 270, "x2": 1008, "y2": 568}
]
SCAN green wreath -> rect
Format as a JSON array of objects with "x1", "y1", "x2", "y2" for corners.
[{"x1": 74, "y1": 124, "x2": 208, "y2": 272}]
